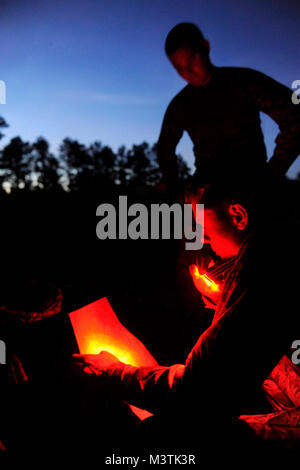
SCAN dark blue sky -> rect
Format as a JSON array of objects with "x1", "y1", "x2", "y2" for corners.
[{"x1": 1, "y1": 0, "x2": 300, "y2": 176}]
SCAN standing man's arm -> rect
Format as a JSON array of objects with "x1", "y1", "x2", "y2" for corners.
[
  {"x1": 157, "y1": 97, "x2": 184, "y2": 194},
  {"x1": 247, "y1": 68, "x2": 300, "y2": 176}
]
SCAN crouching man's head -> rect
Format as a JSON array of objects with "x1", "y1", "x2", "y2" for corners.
[{"x1": 191, "y1": 184, "x2": 257, "y2": 259}]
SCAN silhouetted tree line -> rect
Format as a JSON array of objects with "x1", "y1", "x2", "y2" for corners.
[
  {"x1": 0, "y1": 116, "x2": 190, "y2": 195},
  {"x1": 1, "y1": 115, "x2": 300, "y2": 365},
  {"x1": 0, "y1": 115, "x2": 191, "y2": 325},
  {"x1": 1, "y1": 114, "x2": 300, "y2": 319},
  {"x1": 0, "y1": 115, "x2": 193, "y2": 364}
]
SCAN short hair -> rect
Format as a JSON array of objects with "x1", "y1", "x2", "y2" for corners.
[
  {"x1": 165, "y1": 23, "x2": 207, "y2": 57},
  {"x1": 188, "y1": 180, "x2": 257, "y2": 220}
]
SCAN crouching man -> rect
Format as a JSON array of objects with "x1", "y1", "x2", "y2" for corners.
[{"x1": 73, "y1": 182, "x2": 299, "y2": 456}]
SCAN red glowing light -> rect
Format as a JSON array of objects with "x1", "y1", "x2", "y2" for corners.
[
  {"x1": 69, "y1": 297, "x2": 158, "y2": 368},
  {"x1": 190, "y1": 264, "x2": 220, "y2": 293},
  {"x1": 69, "y1": 297, "x2": 158, "y2": 420}
]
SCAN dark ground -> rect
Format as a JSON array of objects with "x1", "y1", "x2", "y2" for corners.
[{"x1": 0, "y1": 179, "x2": 300, "y2": 463}]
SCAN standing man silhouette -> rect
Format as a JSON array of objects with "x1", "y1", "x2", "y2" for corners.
[{"x1": 157, "y1": 23, "x2": 300, "y2": 193}]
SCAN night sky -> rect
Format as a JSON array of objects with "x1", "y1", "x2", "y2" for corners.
[{"x1": 1, "y1": 0, "x2": 300, "y2": 176}]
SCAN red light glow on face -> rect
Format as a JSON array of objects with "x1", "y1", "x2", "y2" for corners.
[{"x1": 169, "y1": 47, "x2": 211, "y2": 87}]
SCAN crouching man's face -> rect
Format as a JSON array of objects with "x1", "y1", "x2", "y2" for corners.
[{"x1": 194, "y1": 203, "x2": 249, "y2": 258}]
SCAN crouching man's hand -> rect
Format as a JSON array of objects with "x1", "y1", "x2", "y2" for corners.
[
  {"x1": 72, "y1": 351, "x2": 121, "y2": 376},
  {"x1": 189, "y1": 263, "x2": 219, "y2": 310}
]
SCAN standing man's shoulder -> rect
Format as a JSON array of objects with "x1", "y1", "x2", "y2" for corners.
[
  {"x1": 217, "y1": 65, "x2": 273, "y2": 82},
  {"x1": 218, "y1": 65, "x2": 266, "y2": 75},
  {"x1": 162, "y1": 84, "x2": 193, "y2": 125},
  {"x1": 219, "y1": 65, "x2": 289, "y2": 89},
  {"x1": 167, "y1": 84, "x2": 192, "y2": 109},
  {"x1": 217, "y1": 66, "x2": 293, "y2": 104}
]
